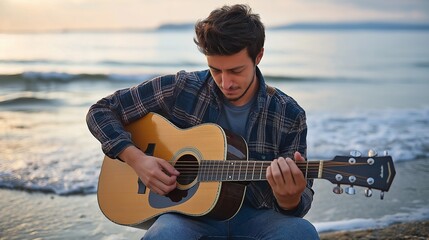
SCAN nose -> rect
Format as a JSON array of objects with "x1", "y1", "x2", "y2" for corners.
[{"x1": 221, "y1": 72, "x2": 233, "y2": 89}]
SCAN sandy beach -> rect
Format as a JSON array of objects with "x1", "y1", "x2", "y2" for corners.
[
  {"x1": 0, "y1": 189, "x2": 144, "y2": 239},
  {"x1": 320, "y1": 220, "x2": 429, "y2": 239},
  {"x1": 1, "y1": 187, "x2": 428, "y2": 240}
]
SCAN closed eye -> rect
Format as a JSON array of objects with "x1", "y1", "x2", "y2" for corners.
[
  {"x1": 209, "y1": 65, "x2": 246, "y2": 75},
  {"x1": 231, "y1": 69, "x2": 244, "y2": 74},
  {"x1": 209, "y1": 67, "x2": 221, "y2": 74}
]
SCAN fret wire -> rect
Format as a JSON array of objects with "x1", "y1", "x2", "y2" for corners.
[
  {"x1": 232, "y1": 161, "x2": 236, "y2": 180},
  {"x1": 227, "y1": 161, "x2": 231, "y2": 181},
  {"x1": 229, "y1": 162, "x2": 233, "y2": 180},
  {"x1": 213, "y1": 160, "x2": 219, "y2": 179},
  {"x1": 250, "y1": 161, "x2": 254, "y2": 180},
  {"x1": 221, "y1": 161, "x2": 224, "y2": 181},
  {"x1": 201, "y1": 160, "x2": 209, "y2": 180},
  {"x1": 305, "y1": 160, "x2": 309, "y2": 179},
  {"x1": 244, "y1": 161, "x2": 247, "y2": 180},
  {"x1": 239, "y1": 161, "x2": 243, "y2": 180},
  {"x1": 225, "y1": 161, "x2": 229, "y2": 181},
  {"x1": 207, "y1": 160, "x2": 211, "y2": 181},
  {"x1": 204, "y1": 160, "x2": 207, "y2": 181}
]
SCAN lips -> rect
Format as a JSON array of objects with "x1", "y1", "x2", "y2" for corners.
[{"x1": 222, "y1": 87, "x2": 240, "y2": 95}]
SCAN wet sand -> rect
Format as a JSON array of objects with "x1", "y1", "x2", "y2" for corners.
[{"x1": 320, "y1": 220, "x2": 429, "y2": 240}]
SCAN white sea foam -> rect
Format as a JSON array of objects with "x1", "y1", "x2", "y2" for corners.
[{"x1": 307, "y1": 108, "x2": 429, "y2": 161}]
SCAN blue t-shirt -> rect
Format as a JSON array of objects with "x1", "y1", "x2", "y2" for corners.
[{"x1": 217, "y1": 96, "x2": 256, "y2": 139}]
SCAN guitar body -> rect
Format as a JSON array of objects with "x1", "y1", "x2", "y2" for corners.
[{"x1": 97, "y1": 113, "x2": 249, "y2": 229}]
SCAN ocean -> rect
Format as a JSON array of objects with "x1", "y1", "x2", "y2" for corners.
[{"x1": 1, "y1": 29, "x2": 428, "y2": 239}]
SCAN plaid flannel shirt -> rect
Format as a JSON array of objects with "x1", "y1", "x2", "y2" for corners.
[{"x1": 86, "y1": 67, "x2": 314, "y2": 217}]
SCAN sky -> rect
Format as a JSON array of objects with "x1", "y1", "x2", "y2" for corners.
[{"x1": 0, "y1": 0, "x2": 429, "y2": 32}]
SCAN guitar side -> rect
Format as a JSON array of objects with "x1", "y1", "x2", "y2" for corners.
[{"x1": 97, "y1": 113, "x2": 248, "y2": 229}]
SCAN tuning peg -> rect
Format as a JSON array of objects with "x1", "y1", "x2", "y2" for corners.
[
  {"x1": 368, "y1": 149, "x2": 378, "y2": 157},
  {"x1": 345, "y1": 186, "x2": 356, "y2": 195},
  {"x1": 384, "y1": 150, "x2": 389, "y2": 156},
  {"x1": 333, "y1": 185, "x2": 343, "y2": 194},
  {"x1": 350, "y1": 150, "x2": 362, "y2": 157},
  {"x1": 364, "y1": 188, "x2": 373, "y2": 197},
  {"x1": 380, "y1": 191, "x2": 385, "y2": 200}
]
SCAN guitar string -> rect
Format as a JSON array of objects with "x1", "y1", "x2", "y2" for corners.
[
  {"x1": 162, "y1": 160, "x2": 373, "y2": 181},
  {"x1": 167, "y1": 163, "x2": 366, "y2": 170},
  {"x1": 174, "y1": 168, "x2": 378, "y2": 188},
  {"x1": 171, "y1": 163, "x2": 374, "y2": 183},
  {"x1": 193, "y1": 168, "x2": 375, "y2": 184},
  {"x1": 165, "y1": 160, "x2": 368, "y2": 165},
  {"x1": 169, "y1": 162, "x2": 367, "y2": 170},
  {"x1": 173, "y1": 167, "x2": 340, "y2": 175}
]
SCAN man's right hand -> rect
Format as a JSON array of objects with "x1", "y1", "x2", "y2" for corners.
[{"x1": 119, "y1": 145, "x2": 180, "y2": 195}]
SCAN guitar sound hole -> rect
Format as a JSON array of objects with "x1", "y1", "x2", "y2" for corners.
[{"x1": 175, "y1": 154, "x2": 199, "y2": 186}]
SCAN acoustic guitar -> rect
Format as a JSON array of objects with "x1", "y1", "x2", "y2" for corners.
[{"x1": 97, "y1": 112, "x2": 395, "y2": 229}]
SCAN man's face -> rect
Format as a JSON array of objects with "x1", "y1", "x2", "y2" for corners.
[{"x1": 207, "y1": 48, "x2": 263, "y2": 106}]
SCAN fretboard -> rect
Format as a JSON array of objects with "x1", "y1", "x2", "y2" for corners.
[{"x1": 197, "y1": 160, "x2": 321, "y2": 182}]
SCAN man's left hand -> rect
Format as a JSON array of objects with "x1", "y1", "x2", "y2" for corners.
[{"x1": 266, "y1": 151, "x2": 307, "y2": 210}]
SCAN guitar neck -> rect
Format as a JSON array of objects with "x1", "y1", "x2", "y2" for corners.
[{"x1": 194, "y1": 160, "x2": 321, "y2": 182}]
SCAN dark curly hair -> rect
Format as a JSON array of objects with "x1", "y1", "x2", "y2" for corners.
[{"x1": 194, "y1": 4, "x2": 265, "y2": 63}]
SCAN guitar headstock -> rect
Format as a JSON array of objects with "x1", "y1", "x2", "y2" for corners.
[{"x1": 322, "y1": 150, "x2": 395, "y2": 199}]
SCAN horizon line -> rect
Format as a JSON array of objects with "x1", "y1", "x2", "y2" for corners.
[{"x1": 2, "y1": 21, "x2": 429, "y2": 34}]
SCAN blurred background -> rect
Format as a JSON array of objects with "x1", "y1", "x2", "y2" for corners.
[{"x1": 1, "y1": 0, "x2": 428, "y2": 239}]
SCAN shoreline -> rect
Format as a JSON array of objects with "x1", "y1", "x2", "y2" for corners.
[
  {"x1": 320, "y1": 220, "x2": 429, "y2": 239},
  {"x1": 1, "y1": 188, "x2": 428, "y2": 239}
]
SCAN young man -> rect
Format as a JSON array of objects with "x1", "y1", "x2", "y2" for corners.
[{"x1": 87, "y1": 4, "x2": 319, "y2": 239}]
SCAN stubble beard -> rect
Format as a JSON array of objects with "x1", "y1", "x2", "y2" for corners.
[{"x1": 227, "y1": 68, "x2": 257, "y2": 103}]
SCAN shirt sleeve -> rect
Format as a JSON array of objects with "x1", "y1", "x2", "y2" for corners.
[
  {"x1": 274, "y1": 180, "x2": 314, "y2": 217},
  {"x1": 85, "y1": 74, "x2": 177, "y2": 159},
  {"x1": 275, "y1": 109, "x2": 315, "y2": 217}
]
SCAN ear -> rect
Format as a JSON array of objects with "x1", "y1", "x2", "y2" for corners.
[{"x1": 255, "y1": 48, "x2": 264, "y2": 65}]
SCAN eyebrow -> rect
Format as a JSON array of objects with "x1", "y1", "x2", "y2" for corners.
[{"x1": 208, "y1": 65, "x2": 246, "y2": 72}]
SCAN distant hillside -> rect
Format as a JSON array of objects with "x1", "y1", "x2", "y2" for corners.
[
  {"x1": 154, "y1": 22, "x2": 429, "y2": 31},
  {"x1": 268, "y1": 22, "x2": 429, "y2": 31},
  {"x1": 156, "y1": 23, "x2": 195, "y2": 31}
]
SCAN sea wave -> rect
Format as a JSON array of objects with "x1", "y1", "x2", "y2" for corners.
[
  {"x1": 0, "y1": 70, "x2": 333, "y2": 85},
  {"x1": 307, "y1": 108, "x2": 429, "y2": 161},
  {"x1": 0, "y1": 71, "x2": 155, "y2": 83},
  {"x1": 0, "y1": 171, "x2": 97, "y2": 195},
  {"x1": 0, "y1": 96, "x2": 61, "y2": 106},
  {"x1": 414, "y1": 61, "x2": 429, "y2": 68},
  {"x1": 0, "y1": 58, "x2": 202, "y2": 67}
]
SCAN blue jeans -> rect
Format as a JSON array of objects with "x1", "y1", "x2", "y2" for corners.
[{"x1": 143, "y1": 201, "x2": 319, "y2": 240}]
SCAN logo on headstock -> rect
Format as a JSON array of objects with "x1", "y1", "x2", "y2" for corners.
[{"x1": 380, "y1": 165, "x2": 384, "y2": 178}]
